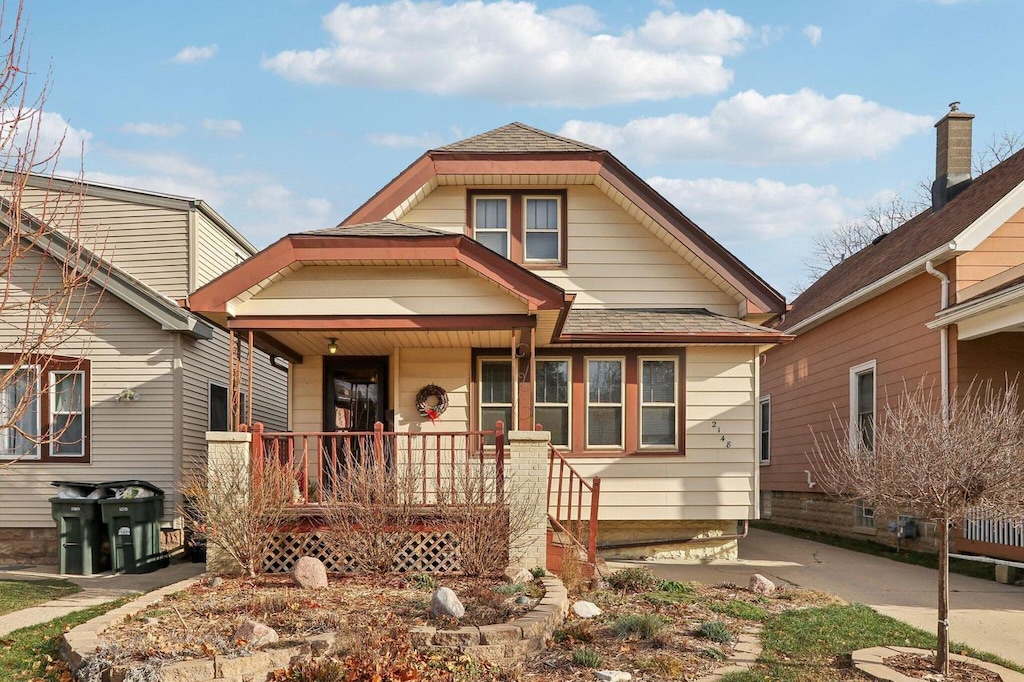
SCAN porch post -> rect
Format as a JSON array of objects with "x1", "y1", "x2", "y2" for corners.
[
  {"x1": 506, "y1": 428, "x2": 550, "y2": 569},
  {"x1": 515, "y1": 325, "x2": 535, "y2": 431},
  {"x1": 204, "y1": 429, "x2": 253, "y2": 575}
]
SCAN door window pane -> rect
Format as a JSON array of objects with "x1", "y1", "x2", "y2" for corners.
[{"x1": 480, "y1": 360, "x2": 512, "y2": 442}]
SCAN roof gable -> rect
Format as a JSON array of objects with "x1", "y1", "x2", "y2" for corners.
[
  {"x1": 783, "y1": 147, "x2": 1024, "y2": 332},
  {"x1": 341, "y1": 123, "x2": 786, "y2": 316}
]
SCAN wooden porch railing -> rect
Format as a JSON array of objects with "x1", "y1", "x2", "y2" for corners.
[
  {"x1": 248, "y1": 421, "x2": 506, "y2": 507},
  {"x1": 546, "y1": 441, "x2": 601, "y2": 571}
]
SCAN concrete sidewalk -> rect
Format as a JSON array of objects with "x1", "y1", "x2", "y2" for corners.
[
  {"x1": 609, "y1": 527, "x2": 1024, "y2": 666},
  {"x1": 0, "y1": 561, "x2": 207, "y2": 637}
]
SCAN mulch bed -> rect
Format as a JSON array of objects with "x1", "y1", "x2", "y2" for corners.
[
  {"x1": 885, "y1": 652, "x2": 1002, "y2": 681},
  {"x1": 87, "y1": 572, "x2": 840, "y2": 681}
]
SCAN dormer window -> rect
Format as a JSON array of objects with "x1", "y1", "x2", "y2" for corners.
[{"x1": 469, "y1": 190, "x2": 566, "y2": 267}]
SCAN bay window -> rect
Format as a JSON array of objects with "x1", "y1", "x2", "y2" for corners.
[
  {"x1": 535, "y1": 359, "x2": 570, "y2": 447},
  {"x1": 586, "y1": 358, "x2": 624, "y2": 448}
]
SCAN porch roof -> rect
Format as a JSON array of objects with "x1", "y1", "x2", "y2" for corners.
[
  {"x1": 558, "y1": 308, "x2": 793, "y2": 344},
  {"x1": 929, "y1": 275, "x2": 1024, "y2": 339}
]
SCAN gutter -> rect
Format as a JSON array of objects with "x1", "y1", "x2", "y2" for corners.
[{"x1": 786, "y1": 241, "x2": 958, "y2": 336}]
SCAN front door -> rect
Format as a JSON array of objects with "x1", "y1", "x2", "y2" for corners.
[{"x1": 323, "y1": 356, "x2": 389, "y2": 433}]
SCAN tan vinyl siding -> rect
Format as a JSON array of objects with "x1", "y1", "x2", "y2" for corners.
[
  {"x1": 569, "y1": 346, "x2": 758, "y2": 521},
  {"x1": 761, "y1": 272, "x2": 943, "y2": 493},
  {"x1": 181, "y1": 328, "x2": 288, "y2": 476},
  {"x1": 291, "y1": 356, "x2": 324, "y2": 434},
  {"x1": 236, "y1": 265, "x2": 528, "y2": 317},
  {"x1": 195, "y1": 211, "x2": 248, "y2": 288},
  {"x1": 0, "y1": 254, "x2": 177, "y2": 529},
  {"x1": 395, "y1": 185, "x2": 739, "y2": 315},
  {"x1": 395, "y1": 348, "x2": 471, "y2": 432},
  {"x1": 956, "y1": 207, "x2": 1024, "y2": 293},
  {"x1": 4, "y1": 183, "x2": 190, "y2": 299}
]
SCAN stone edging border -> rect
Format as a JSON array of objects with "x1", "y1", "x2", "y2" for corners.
[
  {"x1": 693, "y1": 624, "x2": 762, "y2": 682},
  {"x1": 62, "y1": 573, "x2": 568, "y2": 681},
  {"x1": 852, "y1": 646, "x2": 1024, "y2": 682},
  {"x1": 410, "y1": 575, "x2": 568, "y2": 666}
]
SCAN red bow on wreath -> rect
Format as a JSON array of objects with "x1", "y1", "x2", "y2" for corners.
[{"x1": 425, "y1": 407, "x2": 439, "y2": 422}]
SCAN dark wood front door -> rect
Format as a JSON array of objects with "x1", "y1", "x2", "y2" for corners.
[{"x1": 323, "y1": 356, "x2": 389, "y2": 433}]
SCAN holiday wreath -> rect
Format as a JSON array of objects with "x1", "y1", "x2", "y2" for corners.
[{"x1": 415, "y1": 384, "x2": 449, "y2": 422}]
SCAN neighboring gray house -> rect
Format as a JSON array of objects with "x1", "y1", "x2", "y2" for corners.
[{"x1": 0, "y1": 176, "x2": 287, "y2": 564}]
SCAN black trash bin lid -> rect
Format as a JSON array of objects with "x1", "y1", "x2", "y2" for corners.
[
  {"x1": 100, "y1": 480, "x2": 165, "y2": 496},
  {"x1": 51, "y1": 481, "x2": 101, "y2": 491}
]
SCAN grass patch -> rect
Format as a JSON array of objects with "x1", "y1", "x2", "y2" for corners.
[
  {"x1": 753, "y1": 522, "x2": 995, "y2": 581},
  {"x1": 0, "y1": 578, "x2": 80, "y2": 616},
  {"x1": 696, "y1": 619, "x2": 733, "y2": 644},
  {"x1": 571, "y1": 647, "x2": 603, "y2": 668},
  {"x1": 607, "y1": 566, "x2": 660, "y2": 593},
  {"x1": 610, "y1": 613, "x2": 667, "y2": 639},
  {"x1": 744, "y1": 603, "x2": 1024, "y2": 682},
  {"x1": 0, "y1": 599, "x2": 125, "y2": 681},
  {"x1": 709, "y1": 599, "x2": 768, "y2": 622}
]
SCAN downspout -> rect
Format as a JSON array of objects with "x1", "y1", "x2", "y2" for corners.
[{"x1": 925, "y1": 261, "x2": 950, "y2": 420}]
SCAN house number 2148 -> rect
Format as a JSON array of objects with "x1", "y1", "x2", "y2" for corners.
[{"x1": 710, "y1": 420, "x2": 732, "y2": 448}]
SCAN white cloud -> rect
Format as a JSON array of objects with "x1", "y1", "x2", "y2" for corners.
[
  {"x1": 202, "y1": 118, "x2": 244, "y2": 137},
  {"x1": 170, "y1": 44, "x2": 218, "y2": 64},
  {"x1": 262, "y1": 1, "x2": 760, "y2": 106},
  {"x1": 803, "y1": 24, "x2": 822, "y2": 47},
  {"x1": 0, "y1": 109, "x2": 92, "y2": 171},
  {"x1": 366, "y1": 131, "x2": 445, "y2": 149},
  {"x1": 649, "y1": 176, "x2": 853, "y2": 242},
  {"x1": 246, "y1": 185, "x2": 334, "y2": 231},
  {"x1": 561, "y1": 89, "x2": 932, "y2": 164},
  {"x1": 121, "y1": 122, "x2": 185, "y2": 137}
]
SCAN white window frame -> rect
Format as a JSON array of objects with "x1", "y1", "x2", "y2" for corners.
[
  {"x1": 49, "y1": 370, "x2": 86, "y2": 458},
  {"x1": 849, "y1": 360, "x2": 876, "y2": 453},
  {"x1": 854, "y1": 500, "x2": 876, "y2": 530},
  {"x1": 638, "y1": 356, "x2": 678, "y2": 449},
  {"x1": 535, "y1": 357, "x2": 571, "y2": 449},
  {"x1": 585, "y1": 357, "x2": 625, "y2": 450},
  {"x1": 478, "y1": 358, "x2": 513, "y2": 434},
  {"x1": 759, "y1": 395, "x2": 771, "y2": 464},
  {"x1": 0, "y1": 365, "x2": 40, "y2": 460},
  {"x1": 522, "y1": 195, "x2": 562, "y2": 263},
  {"x1": 473, "y1": 195, "x2": 511, "y2": 258}
]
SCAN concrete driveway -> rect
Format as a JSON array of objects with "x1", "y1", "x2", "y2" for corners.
[{"x1": 608, "y1": 528, "x2": 1024, "y2": 666}]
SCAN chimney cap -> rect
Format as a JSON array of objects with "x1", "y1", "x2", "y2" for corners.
[{"x1": 949, "y1": 101, "x2": 960, "y2": 112}]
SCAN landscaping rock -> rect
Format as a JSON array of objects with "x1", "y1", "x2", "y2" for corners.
[
  {"x1": 291, "y1": 556, "x2": 328, "y2": 589},
  {"x1": 233, "y1": 620, "x2": 279, "y2": 647},
  {"x1": 748, "y1": 573, "x2": 775, "y2": 595},
  {"x1": 430, "y1": 586, "x2": 465, "y2": 619},
  {"x1": 595, "y1": 671, "x2": 632, "y2": 682},
  {"x1": 515, "y1": 595, "x2": 531, "y2": 605},
  {"x1": 572, "y1": 601, "x2": 602, "y2": 618},
  {"x1": 503, "y1": 566, "x2": 533, "y2": 584},
  {"x1": 209, "y1": 576, "x2": 223, "y2": 587}
]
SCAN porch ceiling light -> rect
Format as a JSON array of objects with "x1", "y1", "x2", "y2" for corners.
[{"x1": 328, "y1": 338, "x2": 338, "y2": 355}]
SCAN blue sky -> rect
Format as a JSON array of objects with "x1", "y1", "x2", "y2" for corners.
[{"x1": 20, "y1": 0, "x2": 1023, "y2": 296}]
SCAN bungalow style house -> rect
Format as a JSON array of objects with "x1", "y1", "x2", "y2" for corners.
[
  {"x1": 0, "y1": 176, "x2": 287, "y2": 565},
  {"x1": 761, "y1": 107, "x2": 1024, "y2": 562},
  {"x1": 188, "y1": 123, "x2": 790, "y2": 561}
]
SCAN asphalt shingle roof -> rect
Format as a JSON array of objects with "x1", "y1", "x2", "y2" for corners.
[
  {"x1": 562, "y1": 308, "x2": 778, "y2": 335},
  {"x1": 298, "y1": 221, "x2": 453, "y2": 238},
  {"x1": 436, "y1": 122, "x2": 601, "y2": 154},
  {"x1": 783, "y1": 147, "x2": 1024, "y2": 331}
]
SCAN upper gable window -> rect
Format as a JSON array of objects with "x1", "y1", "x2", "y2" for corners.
[{"x1": 469, "y1": 190, "x2": 566, "y2": 267}]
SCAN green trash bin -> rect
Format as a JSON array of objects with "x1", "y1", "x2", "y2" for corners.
[
  {"x1": 99, "y1": 480, "x2": 169, "y2": 574},
  {"x1": 49, "y1": 481, "x2": 110, "y2": 576}
]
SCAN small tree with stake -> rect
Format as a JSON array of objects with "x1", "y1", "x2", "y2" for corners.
[{"x1": 812, "y1": 380, "x2": 1024, "y2": 675}]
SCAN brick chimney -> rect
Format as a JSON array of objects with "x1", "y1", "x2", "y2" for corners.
[{"x1": 931, "y1": 102, "x2": 974, "y2": 211}]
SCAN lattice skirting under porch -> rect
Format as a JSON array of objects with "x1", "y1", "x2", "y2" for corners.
[{"x1": 263, "y1": 530, "x2": 463, "y2": 573}]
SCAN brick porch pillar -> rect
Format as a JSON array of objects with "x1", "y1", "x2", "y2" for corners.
[
  {"x1": 506, "y1": 429, "x2": 550, "y2": 569},
  {"x1": 204, "y1": 430, "x2": 252, "y2": 575}
]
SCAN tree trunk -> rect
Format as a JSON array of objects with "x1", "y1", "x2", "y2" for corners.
[{"x1": 937, "y1": 517, "x2": 950, "y2": 675}]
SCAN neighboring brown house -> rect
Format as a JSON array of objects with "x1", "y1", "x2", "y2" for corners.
[
  {"x1": 760, "y1": 107, "x2": 1024, "y2": 562},
  {"x1": 188, "y1": 123, "x2": 790, "y2": 562}
]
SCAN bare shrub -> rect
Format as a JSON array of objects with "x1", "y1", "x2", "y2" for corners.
[
  {"x1": 438, "y1": 463, "x2": 542, "y2": 577},
  {"x1": 318, "y1": 436, "x2": 420, "y2": 573},
  {"x1": 179, "y1": 449, "x2": 295, "y2": 577}
]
